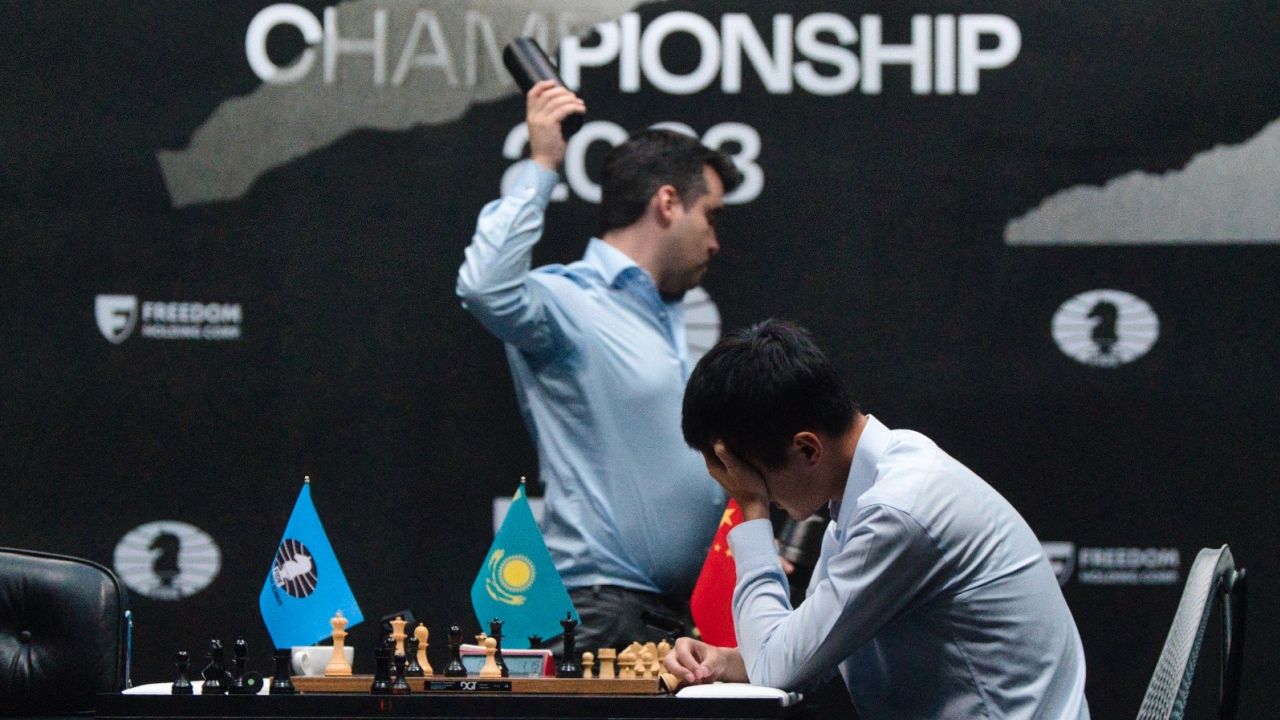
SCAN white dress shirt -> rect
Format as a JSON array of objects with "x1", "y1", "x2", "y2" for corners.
[{"x1": 729, "y1": 415, "x2": 1089, "y2": 719}]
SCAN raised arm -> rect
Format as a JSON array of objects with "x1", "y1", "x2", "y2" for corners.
[{"x1": 455, "y1": 81, "x2": 585, "y2": 351}]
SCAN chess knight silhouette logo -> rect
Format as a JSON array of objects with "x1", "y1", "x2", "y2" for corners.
[
  {"x1": 113, "y1": 520, "x2": 222, "y2": 600},
  {"x1": 95, "y1": 294, "x2": 138, "y2": 344},
  {"x1": 272, "y1": 538, "x2": 319, "y2": 598},
  {"x1": 484, "y1": 549, "x2": 535, "y2": 606},
  {"x1": 1051, "y1": 289, "x2": 1160, "y2": 367}
]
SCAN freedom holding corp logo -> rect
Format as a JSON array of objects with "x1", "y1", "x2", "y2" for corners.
[{"x1": 94, "y1": 294, "x2": 243, "y2": 343}]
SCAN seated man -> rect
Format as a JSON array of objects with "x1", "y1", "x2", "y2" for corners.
[{"x1": 667, "y1": 320, "x2": 1090, "y2": 720}]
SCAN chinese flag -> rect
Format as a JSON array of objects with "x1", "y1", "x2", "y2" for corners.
[{"x1": 689, "y1": 499, "x2": 742, "y2": 647}]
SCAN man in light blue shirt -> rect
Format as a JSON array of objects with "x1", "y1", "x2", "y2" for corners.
[
  {"x1": 457, "y1": 80, "x2": 742, "y2": 648},
  {"x1": 669, "y1": 320, "x2": 1090, "y2": 719}
]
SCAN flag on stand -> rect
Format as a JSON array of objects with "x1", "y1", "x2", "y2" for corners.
[
  {"x1": 689, "y1": 499, "x2": 742, "y2": 647},
  {"x1": 471, "y1": 482, "x2": 578, "y2": 648},
  {"x1": 259, "y1": 480, "x2": 363, "y2": 648}
]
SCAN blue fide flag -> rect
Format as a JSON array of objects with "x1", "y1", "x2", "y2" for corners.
[
  {"x1": 259, "y1": 481, "x2": 363, "y2": 648},
  {"x1": 471, "y1": 483, "x2": 578, "y2": 648}
]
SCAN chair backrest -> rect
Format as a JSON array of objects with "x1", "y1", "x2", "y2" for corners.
[
  {"x1": 0, "y1": 547, "x2": 132, "y2": 715},
  {"x1": 1135, "y1": 545, "x2": 1247, "y2": 720}
]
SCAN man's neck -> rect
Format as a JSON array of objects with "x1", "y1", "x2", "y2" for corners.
[
  {"x1": 602, "y1": 227, "x2": 665, "y2": 289},
  {"x1": 829, "y1": 413, "x2": 869, "y2": 503}
]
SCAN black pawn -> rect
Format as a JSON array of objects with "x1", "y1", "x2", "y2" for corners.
[
  {"x1": 391, "y1": 652, "x2": 411, "y2": 695},
  {"x1": 556, "y1": 612, "x2": 580, "y2": 678},
  {"x1": 171, "y1": 650, "x2": 194, "y2": 695},
  {"x1": 370, "y1": 639, "x2": 393, "y2": 694},
  {"x1": 527, "y1": 635, "x2": 542, "y2": 649},
  {"x1": 444, "y1": 624, "x2": 467, "y2": 677},
  {"x1": 405, "y1": 636, "x2": 423, "y2": 676},
  {"x1": 270, "y1": 649, "x2": 296, "y2": 695},
  {"x1": 489, "y1": 619, "x2": 508, "y2": 678},
  {"x1": 229, "y1": 637, "x2": 250, "y2": 694},
  {"x1": 201, "y1": 638, "x2": 230, "y2": 694}
]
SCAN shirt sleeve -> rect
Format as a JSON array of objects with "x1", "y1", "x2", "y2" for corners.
[
  {"x1": 728, "y1": 506, "x2": 941, "y2": 690},
  {"x1": 456, "y1": 160, "x2": 564, "y2": 354}
]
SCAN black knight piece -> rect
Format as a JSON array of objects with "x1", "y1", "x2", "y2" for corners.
[
  {"x1": 556, "y1": 612, "x2": 580, "y2": 678},
  {"x1": 200, "y1": 638, "x2": 231, "y2": 694},
  {"x1": 489, "y1": 618, "x2": 509, "y2": 678},
  {"x1": 269, "y1": 649, "x2": 296, "y2": 695},
  {"x1": 171, "y1": 650, "x2": 193, "y2": 695}
]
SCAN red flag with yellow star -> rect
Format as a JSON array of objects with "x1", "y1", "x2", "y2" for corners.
[{"x1": 688, "y1": 499, "x2": 742, "y2": 647}]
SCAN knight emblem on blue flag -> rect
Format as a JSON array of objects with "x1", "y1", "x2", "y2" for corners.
[
  {"x1": 471, "y1": 483, "x2": 577, "y2": 647},
  {"x1": 259, "y1": 482, "x2": 363, "y2": 648}
]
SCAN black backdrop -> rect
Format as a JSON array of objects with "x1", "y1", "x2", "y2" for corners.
[{"x1": 3, "y1": 1, "x2": 1278, "y2": 716}]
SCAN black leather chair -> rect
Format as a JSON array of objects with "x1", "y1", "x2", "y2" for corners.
[
  {"x1": 1135, "y1": 545, "x2": 1247, "y2": 720},
  {"x1": 0, "y1": 548, "x2": 131, "y2": 715}
]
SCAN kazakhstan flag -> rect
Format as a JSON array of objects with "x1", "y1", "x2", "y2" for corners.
[
  {"x1": 259, "y1": 481, "x2": 364, "y2": 648},
  {"x1": 471, "y1": 483, "x2": 577, "y2": 647}
]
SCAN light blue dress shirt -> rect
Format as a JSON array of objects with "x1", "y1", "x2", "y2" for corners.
[
  {"x1": 457, "y1": 160, "x2": 726, "y2": 596},
  {"x1": 730, "y1": 416, "x2": 1090, "y2": 719}
]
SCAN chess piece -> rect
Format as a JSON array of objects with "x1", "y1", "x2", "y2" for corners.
[
  {"x1": 618, "y1": 649, "x2": 637, "y2": 679},
  {"x1": 391, "y1": 651, "x2": 412, "y2": 695},
  {"x1": 414, "y1": 624, "x2": 433, "y2": 676},
  {"x1": 228, "y1": 636, "x2": 264, "y2": 694},
  {"x1": 581, "y1": 651, "x2": 594, "y2": 679},
  {"x1": 527, "y1": 635, "x2": 543, "y2": 649},
  {"x1": 644, "y1": 642, "x2": 660, "y2": 677},
  {"x1": 596, "y1": 648, "x2": 616, "y2": 679},
  {"x1": 201, "y1": 638, "x2": 231, "y2": 694},
  {"x1": 370, "y1": 640, "x2": 393, "y2": 694},
  {"x1": 444, "y1": 625, "x2": 467, "y2": 677},
  {"x1": 391, "y1": 616, "x2": 408, "y2": 657},
  {"x1": 405, "y1": 636, "x2": 423, "y2": 676},
  {"x1": 171, "y1": 650, "x2": 194, "y2": 695},
  {"x1": 326, "y1": 610, "x2": 353, "y2": 676},
  {"x1": 489, "y1": 619, "x2": 509, "y2": 678},
  {"x1": 478, "y1": 637, "x2": 502, "y2": 678},
  {"x1": 270, "y1": 649, "x2": 297, "y2": 695},
  {"x1": 639, "y1": 648, "x2": 655, "y2": 679},
  {"x1": 556, "y1": 612, "x2": 581, "y2": 678},
  {"x1": 657, "y1": 639, "x2": 671, "y2": 665}
]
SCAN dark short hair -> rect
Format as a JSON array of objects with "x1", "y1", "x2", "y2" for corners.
[
  {"x1": 599, "y1": 129, "x2": 743, "y2": 236},
  {"x1": 682, "y1": 319, "x2": 857, "y2": 469}
]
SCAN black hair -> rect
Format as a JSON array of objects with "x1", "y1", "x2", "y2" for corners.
[
  {"x1": 682, "y1": 319, "x2": 857, "y2": 469},
  {"x1": 598, "y1": 129, "x2": 743, "y2": 237}
]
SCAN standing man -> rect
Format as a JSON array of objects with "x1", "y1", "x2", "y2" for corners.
[
  {"x1": 669, "y1": 320, "x2": 1090, "y2": 719},
  {"x1": 457, "y1": 80, "x2": 743, "y2": 649}
]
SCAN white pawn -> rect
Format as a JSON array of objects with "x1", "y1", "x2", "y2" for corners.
[
  {"x1": 479, "y1": 637, "x2": 502, "y2": 678},
  {"x1": 582, "y1": 651, "x2": 595, "y2": 679}
]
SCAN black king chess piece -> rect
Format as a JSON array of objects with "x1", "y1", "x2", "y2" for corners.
[
  {"x1": 444, "y1": 624, "x2": 467, "y2": 677},
  {"x1": 489, "y1": 618, "x2": 509, "y2": 678},
  {"x1": 370, "y1": 637, "x2": 394, "y2": 694},
  {"x1": 229, "y1": 636, "x2": 264, "y2": 694},
  {"x1": 269, "y1": 649, "x2": 297, "y2": 695},
  {"x1": 200, "y1": 638, "x2": 232, "y2": 694},
  {"x1": 171, "y1": 650, "x2": 194, "y2": 695},
  {"x1": 556, "y1": 612, "x2": 580, "y2": 678},
  {"x1": 404, "y1": 636, "x2": 423, "y2": 676}
]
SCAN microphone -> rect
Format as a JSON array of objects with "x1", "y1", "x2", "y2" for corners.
[{"x1": 502, "y1": 37, "x2": 584, "y2": 139}]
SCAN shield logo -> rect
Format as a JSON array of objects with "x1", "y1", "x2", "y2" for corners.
[
  {"x1": 96, "y1": 294, "x2": 138, "y2": 344},
  {"x1": 1041, "y1": 541, "x2": 1077, "y2": 586}
]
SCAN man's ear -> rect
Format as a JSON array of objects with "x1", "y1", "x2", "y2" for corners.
[
  {"x1": 652, "y1": 184, "x2": 680, "y2": 227},
  {"x1": 793, "y1": 431, "x2": 823, "y2": 466}
]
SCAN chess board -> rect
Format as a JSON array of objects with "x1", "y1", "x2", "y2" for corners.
[{"x1": 291, "y1": 675, "x2": 669, "y2": 695}]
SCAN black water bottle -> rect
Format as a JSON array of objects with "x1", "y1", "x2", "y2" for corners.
[{"x1": 503, "y1": 37, "x2": 583, "y2": 139}]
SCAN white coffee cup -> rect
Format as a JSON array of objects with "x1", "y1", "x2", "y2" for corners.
[{"x1": 291, "y1": 646, "x2": 354, "y2": 676}]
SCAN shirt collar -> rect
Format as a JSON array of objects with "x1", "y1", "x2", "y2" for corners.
[
  {"x1": 584, "y1": 237, "x2": 648, "y2": 288},
  {"x1": 833, "y1": 414, "x2": 891, "y2": 527}
]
